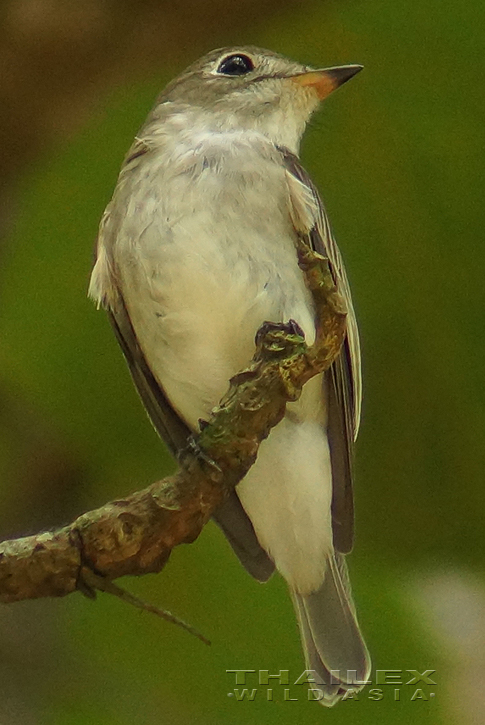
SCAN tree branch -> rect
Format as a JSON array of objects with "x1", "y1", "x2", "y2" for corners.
[{"x1": 0, "y1": 243, "x2": 346, "y2": 605}]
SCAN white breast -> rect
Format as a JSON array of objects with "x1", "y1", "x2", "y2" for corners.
[{"x1": 114, "y1": 128, "x2": 316, "y2": 427}]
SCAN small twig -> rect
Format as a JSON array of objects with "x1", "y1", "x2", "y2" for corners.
[{"x1": 82, "y1": 569, "x2": 211, "y2": 646}]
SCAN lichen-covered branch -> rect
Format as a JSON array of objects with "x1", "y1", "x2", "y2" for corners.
[{"x1": 0, "y1": 247, "x2": 346, "y2": 604}]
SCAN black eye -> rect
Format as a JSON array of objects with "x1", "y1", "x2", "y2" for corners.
[{"x1": 217, "y1": 54, "x2": 254, "y2": 76}]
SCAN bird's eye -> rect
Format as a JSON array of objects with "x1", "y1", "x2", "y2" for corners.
[{"x1": 216, "y1": 54, "x2": 254, "y2": 76}]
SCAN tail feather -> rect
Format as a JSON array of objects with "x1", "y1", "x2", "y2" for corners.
[{"x1": 292, "y1": 553, "x2": 371, "y2": 706}]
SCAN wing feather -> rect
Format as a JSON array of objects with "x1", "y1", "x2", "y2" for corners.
[
  {"x1": 279, "y1": 146, "x2": 361, "y2": 553},
  {"x1": 108, "y1": 298, "x2": 191, "y2": 456}
]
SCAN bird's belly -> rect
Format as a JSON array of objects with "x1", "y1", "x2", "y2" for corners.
[
  {"x1": 237, "y1": 413, "x2": 332, "y2": 593},
  {"x1": 121, "y1": 215, "x2": 316, "y2": 429}
]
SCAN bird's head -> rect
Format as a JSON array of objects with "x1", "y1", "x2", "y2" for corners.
[{"x1": 150, "y1": 46, "x2": 362, "y2": 153}]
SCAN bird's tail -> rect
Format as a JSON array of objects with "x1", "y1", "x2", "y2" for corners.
[{"x1": 291, "y1": 553, "x2": 371, "y2": 706}]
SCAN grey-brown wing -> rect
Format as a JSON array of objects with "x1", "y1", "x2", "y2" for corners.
[
  {"x1": 279, "y1": 147, "x2": 361, "y2": 554},
  {"x1": 108, "y1": 298, "x2": 191, "y2": 456}
]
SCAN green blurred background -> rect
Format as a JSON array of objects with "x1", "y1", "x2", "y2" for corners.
[{"x1": 1, "y1": 0, "x2": 484, "y2": 723}]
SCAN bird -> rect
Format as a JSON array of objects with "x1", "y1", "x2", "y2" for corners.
[{"x1": 89, "y1": 45, "x2": 370, "y2": 705}]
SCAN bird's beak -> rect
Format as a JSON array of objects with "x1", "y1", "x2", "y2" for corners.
[{"x1": 290, "y1": 64, "x2": 363, "y2": 100}]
